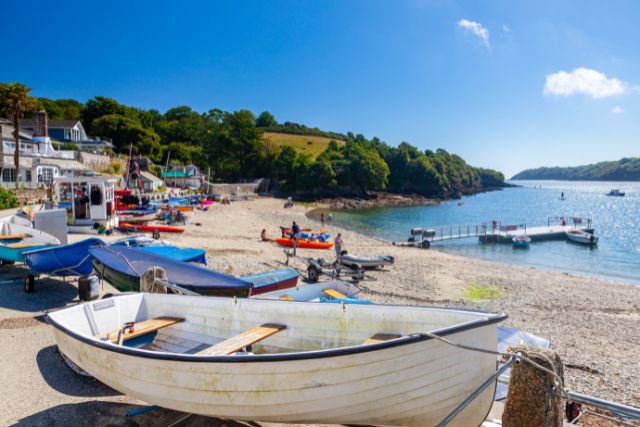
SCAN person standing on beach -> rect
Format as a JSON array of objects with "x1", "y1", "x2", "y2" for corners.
[
  {"x1": 328, "y1": 212, "x2": 333, "y2": 224},
  {"x1": 291, "y1": 221, "x2": 301, "y2": 255},
  {"x1": 334, "y1": 233, "x2": 344, "y2": 261},
  {"x1": 320, "y1": 213, "x2": 325, "y2": 228}
]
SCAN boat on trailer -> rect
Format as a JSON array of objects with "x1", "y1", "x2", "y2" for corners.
[
  {"x1": 340, "y1": 253, "x2": 394, "y2": 268},
  {"x1": 565, "y1": 229, "x2": 598, "y2": 245},
  {"x1": 47, "y1": 293, "x2": 506, "y2": 426}
]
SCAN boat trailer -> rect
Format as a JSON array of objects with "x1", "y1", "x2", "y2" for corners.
[{"x1": 283, "y1": 249, "x2": 368, "y2": 283}]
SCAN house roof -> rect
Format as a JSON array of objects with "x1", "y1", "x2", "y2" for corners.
[
  {"x1": 2, "y1": 155, "x2": 34, "y2": 168},
  {"x1": 1, "y1": 118, "x2": 34, "y2": 140},
  {"x1": 139, "y1": 171, "x2": 163, "y2": 183},
  {"x1": 37, "y1": 158, "x2": 89, "y2": 171}
]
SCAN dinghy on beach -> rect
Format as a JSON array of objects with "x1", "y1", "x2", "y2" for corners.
[
  {"x1": 340, "y1": 253, "x2": 394, "y2": 268},
  {"x1": 47, "y1": 293, "x2": 506, "y2": 426},
  {"x1": 0, "y1": 222, "x2": 60, "y2": 263}
]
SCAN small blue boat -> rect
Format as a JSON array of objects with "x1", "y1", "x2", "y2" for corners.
[
  {"x1": 136, "y1": 246, "x2": 207, "y2": 264},
  {"x1": 23, "y1": 238, "x2": 105, "y2": 277},
  {"x1": 241, "y1": 268, "x2": 299, "y2": 294},
  {"x1": 0, "y1": 222, "x2": 60, "y2": 263}
]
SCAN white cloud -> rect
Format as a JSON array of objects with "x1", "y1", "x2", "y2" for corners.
[
  {"x1": 611, "y1": 106, "x2": 624, "y2": 114},
  {"x1": 457, "y1": 19, "x2": 490, "y2": 49},
  {"x1": 502, "y1": 24, "x2": 511, "y2": 33},
  {"x1": 544, "y1": 68, "x2": 628, "y2": 99}
]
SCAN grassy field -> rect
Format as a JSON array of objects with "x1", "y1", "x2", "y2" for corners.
[{"x1": 262, "y1": 132, "x2": 345, "y2": 158}]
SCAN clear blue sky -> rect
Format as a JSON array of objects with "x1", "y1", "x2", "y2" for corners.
[{"x1": 2, "y1": 0, "x2": 639, "y2": 177}]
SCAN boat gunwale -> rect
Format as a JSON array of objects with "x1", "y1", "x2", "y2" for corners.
[{"x1": 46, "y1": 296, "x2": 507, "y2": 364}]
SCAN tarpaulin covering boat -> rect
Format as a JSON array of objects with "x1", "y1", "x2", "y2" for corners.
[
  {"x1": 340, "y1": 253, "x2": 394, "y2": 268},
  {"x1": 136, "y1": 246, "x2": 207, "y2": 264},
  {"x1": 23, "y1": 237, "x2": 105, "y2": 277},
  {"x1": 240, "y1": 268, "x2": 298, "y2": 293},
  {"x1": 89, "y1": 246, "x2": 252, "y2": 296},
  {"x1": 48, "y1": 293, "x2": 507, "y2": 426}
]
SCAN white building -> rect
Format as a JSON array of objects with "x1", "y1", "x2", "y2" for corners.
[{"x1": 0, "y1": 112, "x2": 90, "y2": 189}]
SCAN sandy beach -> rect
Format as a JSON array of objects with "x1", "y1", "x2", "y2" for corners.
[{"x1": 1, "y1": 196, "x2": 639, "y2": 425}]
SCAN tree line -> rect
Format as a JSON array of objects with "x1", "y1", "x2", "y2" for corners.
[{"x1": 1, "y1": 82, "x2": 506, "y2": 198}]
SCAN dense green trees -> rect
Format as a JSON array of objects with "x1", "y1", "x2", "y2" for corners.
[
  {"x1": 1, "y1": 82, "x2": 506, "y2": 197},
  {"x1": 512, "y1": 158, "x2": 640, "y2": 181}
]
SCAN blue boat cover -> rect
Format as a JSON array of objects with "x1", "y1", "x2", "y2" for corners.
[
  {"x1": 241, "y1": 268, "x2": 298, "y2": 290},
  {"x1": 24, "y1": 238, "x2": 105, "y2": 276},
  {"x1": 89, "y1": 245, "x2": 251, "y2": 291},
  {"x1": 136, "y1": 246, "x2": 207, "y2": 264}
]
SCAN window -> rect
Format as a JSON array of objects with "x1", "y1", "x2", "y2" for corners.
[
  {"x1": 64, "y1": 129, "x2": 70, "y2": 140},
  {"x1": 26, "y1": 170, "x2": 32, "y2": 182},
  {"x1": 2, "y1": 169, "x2": 15, "y2": 182},
  {"x1": 41, "y1": 168, "x2": 54, "y2": 184}
]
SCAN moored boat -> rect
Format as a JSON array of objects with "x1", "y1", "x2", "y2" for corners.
[
  {"x1": 118, "y1": 209, "x2": 161, "y2": 223},
  {"x1": 135, "y1": 245, "x2": 207, "y2": 264},
  {"x1": 565, "y1": 229, "x2": 598, "y2": 245},
  {"x1": 89, "y1": 245, "x2": 251, "y2": 296},
  {"x1": 606, "y1": 189, "x2": 625, "y2": 197},
  {"x1": 275, "y1": 237, "x2": 333, "y2": 250},
  {"x1": 47, "y1": 293, "x2": 506, "y2": 426},
  {"x1": 511, "y1": 234, "x2": 531, "y2": 248},
  {"x1": 240, "y1": 268, "x2": 299, "y2": 293},
  {"x1": 254, "y1": 280, "x2": 362, "y2": 302},
  {"x1": 118, "y1": 222, "x2": 185, "y2": 234},
  {"x1": 0, "y1": 222, "x2": 60, "y2": 263}
]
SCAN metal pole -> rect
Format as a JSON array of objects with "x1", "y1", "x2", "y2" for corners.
[
  {"x1": 436, "y1": 357, "x2": 516, "y2": 427},
  {"x1": 568, "y1": 391, "x2": 640, "y2": 420}
]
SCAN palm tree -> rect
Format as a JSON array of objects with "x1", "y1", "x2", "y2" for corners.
[{"x1": 0, "y1": 83, "x2": 36, "y2": 190}]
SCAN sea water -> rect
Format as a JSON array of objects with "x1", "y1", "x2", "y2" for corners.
[{"x1": 331, "y1": 180, "x2": 640, "y2": 284}]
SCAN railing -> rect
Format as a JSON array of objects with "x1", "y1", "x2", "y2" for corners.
[{"x1": 420, "y1": 224, "x2": 488, "y2": 242}]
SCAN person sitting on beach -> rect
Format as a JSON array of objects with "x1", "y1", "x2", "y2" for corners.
[
  {"x1": 260, "y1": 229, "x2": 273, "y2": 242},
  {"x1": 334, "y1": 233, "x2": 344, "y2": 260}
]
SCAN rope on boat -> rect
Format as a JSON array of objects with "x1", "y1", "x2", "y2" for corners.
[{"x1": 420, "y1": 331, "x2": 568, "y2": 400}]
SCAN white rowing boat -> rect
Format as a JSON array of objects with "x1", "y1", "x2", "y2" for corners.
[
  {"x1": 47, "y1": 293, "x2": 505, "y2": 426},
  {"x1": 565, "y1": 229, "x2": 598, "y2": 245}
]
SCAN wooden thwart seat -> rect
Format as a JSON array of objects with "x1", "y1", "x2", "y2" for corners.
[
  {"x1": 363, "y1": 333, "x2": 402, "y2": 345},
  {"x1": 0, "y1": 234, "x2": 28, "y2": 240},
  {"x1": 322, "y1": 288, "x2": 347, "y2": 299},
  {"x1": 6, "y1": 242, "x2": 42, "y2": 249},
  {"x1": 197, "y1": 323, "x2": 286, "y2": 356},
  {"x1": 97, "y1": 317, "x2": 184, "y2": 343}
]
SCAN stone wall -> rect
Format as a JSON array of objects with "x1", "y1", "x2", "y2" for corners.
[{"x1": 76, "y1": 152, "x2": 111, "y2": 171}]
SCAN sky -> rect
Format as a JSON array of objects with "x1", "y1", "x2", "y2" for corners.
[{"x1": 1, "y1": 0, "x2": 639, "y2": 177}]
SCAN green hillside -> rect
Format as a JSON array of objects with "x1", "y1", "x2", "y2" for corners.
[
  {"x1": 512, "y1": 157, "x2": 640, "y2": 181},
  {"x1": 262, "y1": 132, "x2": 345, "y2": 158}
]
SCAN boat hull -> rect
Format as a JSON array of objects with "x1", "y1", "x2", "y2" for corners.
[
  {"x1": 49, "y1": 294, "x2": 504, "y2": 426},
  {"x1": 0, "y1": 244, "x2": 56, "y2": 263},
  {"x1": 24, "y1": 238, "x2": 105, "y2": 276},
  {"x1": 119, "y1": 223, "x2": 185, "y2": 234},
  {"x1": 565, "y1": 231, "x2": 598, "y2": 245},
  {"x1": 241, "y1": 268, "x2": 299, "y2": 295},
  {"x1": 275, "y1": 238, "x2": 333, "y2": 250}
]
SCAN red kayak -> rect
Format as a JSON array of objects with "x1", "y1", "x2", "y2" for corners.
[
  {"x1": 275, "y1": 238, "x2": 333, "y2": 249},
  {"x1": 119, "y1": 222, "x2": 185, "y2": 234}
]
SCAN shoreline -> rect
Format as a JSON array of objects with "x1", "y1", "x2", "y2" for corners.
[{"x1": 1, "y1": 196, "x2": 639, "y2": 425}]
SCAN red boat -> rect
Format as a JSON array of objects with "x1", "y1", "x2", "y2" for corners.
[
  {"x1": 275, "y1": 238, "x2": 333, "y2": 249},
  {"x1": 119, "y1": 222, "x2": 185, "y2": 234}
]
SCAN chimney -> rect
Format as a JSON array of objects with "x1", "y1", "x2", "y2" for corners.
[{"x1": 32, "y1": 110, "x2": 50, "y2": 143}]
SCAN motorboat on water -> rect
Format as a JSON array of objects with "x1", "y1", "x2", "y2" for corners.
[
  {"x1": 606, "y1": 189, "x2": 625, "y2": 197},
  {"x1": 47, "y1": 293, "x2": 506, "y2": 426},
  {"x1": 565, "y1": 229, "x2": 598, "y2": 245}
]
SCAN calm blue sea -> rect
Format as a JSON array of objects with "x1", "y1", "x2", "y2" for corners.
[{"x1": 331, "y1": 181, "x2": 640, "y2": 284}]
